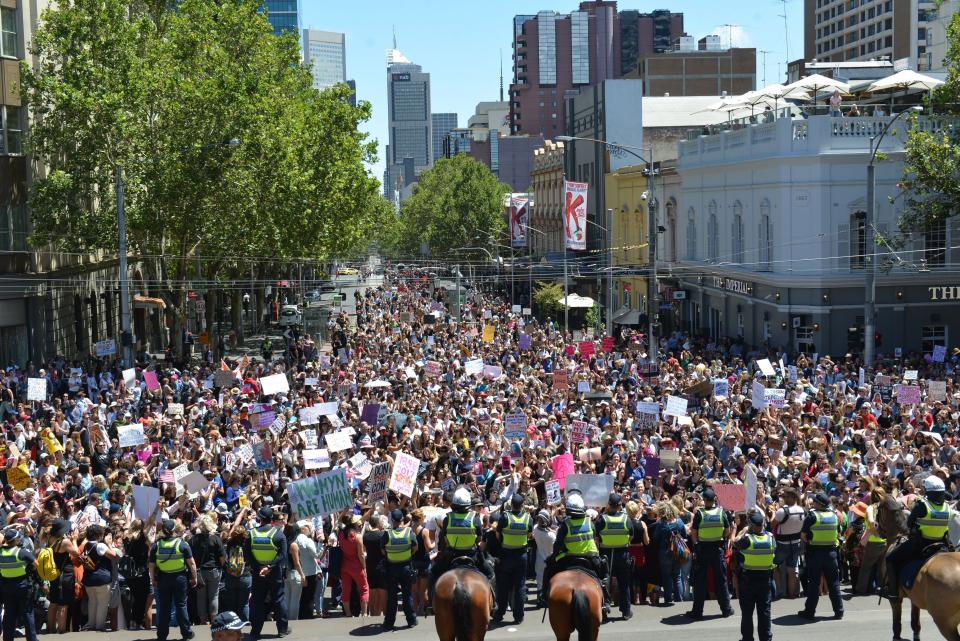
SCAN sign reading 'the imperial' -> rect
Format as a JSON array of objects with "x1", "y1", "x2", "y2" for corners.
[
  {"x1": 928, "y1": 286, "x2": 960, "y2": 300},
  {"x1": 712, "y1": 277, "x2": 752, "y2": 295}
]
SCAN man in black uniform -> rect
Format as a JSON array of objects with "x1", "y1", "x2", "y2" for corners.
[
  {"x1": 149, "y1": 519, "x2": 197, "y2": 641},
  {"x1": 686, "y1": 488, "x2": 734, "y2": 620},
  {"x1": 735, "y1": 511, "x2": 776, "y2": 641},
  {"x1": 797, "y1": 493, "x2": 843, "y2": 620},
  {"x1": 244, "y1": 507, "x2": 290, "y2": 640},
  {"x1": 0, "y1": 527, "x2": 38, "y2": 641},
  {"x1": 381, "y1": 509, "x2": 418, "y2": 631},
  {"x1": 596, "y1": 493, "x2": 635, "y2": 620},
  {"x1": 428, "y1": 488, "x2": 493, "y2": 611},
  {"x1": 494, "y1": 494, "x2": 532, "y2": 624}
]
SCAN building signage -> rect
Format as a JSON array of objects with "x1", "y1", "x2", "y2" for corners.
[
  {"x1": 672, "y1": 290, "x2": 687, "y2": 300},
  {"x1": 712, "y1": 277, "x2": 752, "y2": 295},
  {"x1": 928, "y1": 286, "x2": 960, "y2": 301},
  {"x1": 391, "y1": 73, "x2": 411, "y2": 82}
]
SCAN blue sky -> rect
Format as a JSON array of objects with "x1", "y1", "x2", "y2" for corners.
[{"x1": 301, "y1": 0, "x2": 805, "y2": 182}]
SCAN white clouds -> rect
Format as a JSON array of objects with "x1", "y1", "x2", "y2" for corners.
[{"x1": 706, "y1": 24, "x2": 753, "y2": 49}]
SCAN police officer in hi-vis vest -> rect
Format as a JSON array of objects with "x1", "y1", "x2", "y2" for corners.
[
  {"x1": 494, "y1": 494, "x2": 532, "y2": 625},
  {"x1": 0, "y1": 527, "x2": 38, "y2": 641},
  {"x1": 735, "y1": 510, "x2": 777, "y2": 641},
  {"x1": 596, "y1": 493, "x2": 635, "y2": 620},
  {"x1": 686, "y1": 487, "x2": 734, "y2": 620},
  {"x1": 244, "y1": 506, "x2": 291, "y2": 640},
  {"x1": 149, "y1": 519, "x2": 197, "y2": 641},
  {"x1": 381, "y1": 509, "x2": 418, "y2": 631},
  {"x1": 885, "y1": 475, "x2": 956, "y2": 599},
  {"x1": 429, "y1": 487, "x2": 492, "y2": 606},
  {"x1": 797, "y1": 493, "x2": 843, "y2": 620}
]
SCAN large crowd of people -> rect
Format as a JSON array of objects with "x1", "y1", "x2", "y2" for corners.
[{"x1": 0, "y1": 264, "x2": 956, "y2": 641}]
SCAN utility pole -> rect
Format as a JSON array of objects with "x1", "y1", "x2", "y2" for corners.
[
  {"x1": 759, "y1": 50, "x2": 771, "y2": 86},
  {"x1": 563, "y1": 246, "x2": 569, "y2": 335},
  {"x1": 115, "y1": 166, "x2": 133, "y2": 368},
  {"x1": 606, "y1": 208, "x2": 614, "y2": 338},
  {"x1": 455, "y1": 264, "x2": 461, "y2": 322}
]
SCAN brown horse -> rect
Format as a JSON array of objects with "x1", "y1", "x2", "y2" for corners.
[
  {"x1": 878, "y1": 495, "x2": 960, "y2": 641},
  {"x1": 434, "y1": 567, "x2": 493, "y2": 641},
  {"x1": 547, "y1": 569, "x2": 603, "y2": 641}
]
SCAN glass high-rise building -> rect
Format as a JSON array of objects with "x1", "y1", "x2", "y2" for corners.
[
  {"x1": 385, "y1": 53, "x2": 432, "y2": 197},
  {"x1": 261, "y1": 0, "x2": 300, "y2": 36},
  {"x1": 431, "y1": 113, "x2": 458, "y2": 166},
  {"x1": 303, "y1": 30, "x2": 346, "y2": 91}
]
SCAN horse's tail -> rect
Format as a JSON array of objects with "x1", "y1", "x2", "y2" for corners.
[
  {"x1": 453, "y1": 573, "x2": 472, "y2": 641},
  {"x1": 570, "y1": 588, "x2": 593, "y2": 641}
]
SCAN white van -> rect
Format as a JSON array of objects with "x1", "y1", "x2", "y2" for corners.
[{"x1": 277, "y1": 304, "x2": 302, "y2": 327}]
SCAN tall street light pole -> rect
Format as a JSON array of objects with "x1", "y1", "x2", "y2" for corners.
[{"x1": 864, "y1": 106, "x2": 921, "y2": 367}]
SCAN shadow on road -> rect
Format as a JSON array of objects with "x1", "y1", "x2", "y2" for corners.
[
  {"x1": 772, "y1": 614, "x2": 819, "y2": 626},
  {"x1": 348, "y1": 623, "x2": 386, "y2": 637}
]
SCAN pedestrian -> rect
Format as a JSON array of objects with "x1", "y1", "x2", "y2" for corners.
[
  {"x1": 493, "y1": 493, "x2": 532, "y2": 624},
  {"x1": 149, "y1": 519, "x2": 197, "y2": 641},
  {"x1": 82, "y1": 524, "x2": 120, "y2": 632},
  {"x1": 0, "y1": 527, "x2": 39, "y2": 641},
  {"x1": 245, "y1": 506, "x2": 291, "y2": 639},
  {"x1": 381, "y1": 509, "x2": 417, "y2": 631},
  {"x1": 735, "y1": 510, "x2": 776, "y2": 641},
  {"x1": 191, "y1": 515, "x2": 225, "y2": 625},
  {"x1": 797, "y1": 493, "x2": 843, "y2": 620},
  {"x1": 686, "y1": 488, "x2": 734, "y2": 619},
  {"x1": 596, "y1": 492, "x2": 635, "y2": 620},
  {"x1": 855, "y1": 487, "x2": 887, "y2": 595}
]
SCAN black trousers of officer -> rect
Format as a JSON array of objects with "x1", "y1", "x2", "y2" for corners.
[
  {"x1": 691, "y1": 543, "x2": 733, "y2": 615},
  {"x1": 739, "y1": 570, "x2": 773, "y2": 641},
  {"x1": 250, "y1": 566, "x2": 289, "y2": 637},
  {"x1": 802, "y1": 548, "x2": 843, "y2": 616},
  {"x1": 601, "y1": 548, "x2": 632, "y2": 616},
  {"x1": 1, "y1": 578, "x2": 37, "y2": 641},
  {"x1": 155, "y1": 572, "x2": 191, "y2": 641},
  {"x1": 494, "y1": 552, "x2": 527, "y2": 622},
  {"x1": 385, "y1": 562, "x2": 416, "y2": 628}
]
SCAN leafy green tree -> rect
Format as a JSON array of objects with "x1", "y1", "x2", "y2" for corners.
[
  {"x1": 393, "y1": 155, "x2": 509, "y2": 257},
  {"x1": 898, "y1": 11, "x2": 960, "y2": 231},
  {"x1": 533, "y1": 281, "x2": 564, "y2": 318}
]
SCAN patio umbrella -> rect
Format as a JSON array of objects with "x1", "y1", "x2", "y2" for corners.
[
  {"x1": 785, "y1": 74, "x2": 850, "y2": 112},
  {"x1": 750, "y1": 83, "x2": 811, "y2": 113},
  {"x1": 558, "y1": 294, "x2": 595, "y2": 308},
  {"x1": 867, "y1": 70, "x2": 944, "y2": 110}
]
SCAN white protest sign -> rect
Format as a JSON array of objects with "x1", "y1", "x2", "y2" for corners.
[
  {"x1": 928, "y1": 380, "x2": 947, "y2": 402},
  {"x1": 564, "y1": 474, "x2": 614, "y2": 507},
  {"x1": 663, "y1": 395, "x2": 688, "y2": 418},
  {"x1": 122, "y1": 368, "x2": 137, "y2": 389},
  {"x1": 904, "y1": 370, "x2": 918, "y2": 381},
  {"x1": 236, "y1": 444, "x2": 254, "y2": 463},
  {"x1": 764, "y1": 388, "x2": 786, "y2": 409},
  {"x1": 348, "y1": 453, "x2": 373, "y2": 480},
  {"x1": 504, "y1": 412, "x2": 527, "y2": 440},
  {"x1": 117, "y1": 424, "x2": 146, "y2": 448},
  {"x1": 545, "y1": 479, "x2": 562, "y2": 505},
  {"x1": 464, "y1": 359, "x2": 484, "y2": 377},
  {"x1": 27, "y1": 378, "x2": 47, "y2": 401},
  {"x1": 303, "y1": 448, "x2": 330, "y2": 470},
  {"x1": 744, "y1": 465, "x2": 759, "y2": 512},
  {"x1": 180, "y1": 471, "x2": 210, "y2": 495},
  {"x1": 367, "y1": 461, "x2": 391, "y2": 503},
  {"x1": 324, "y1": 431, "x2": 353, "y2": 452},
  {"x1": 571, "y1": 420, "x2": 589, "y2": 444},
  {"x1": 788, "y1": 365, "x2": 798, "y2": 382},
  {"x1": 713, "y1": 378, "x2": 729, "y2": 399},
  {"x1": 298, "y1": 406, "x2": 323, "y2": 426},
  {"x1": 132, "y1": 485, "x2": 160, "y2": 520},
  {"x1": 288, "y1": 468, "x2": 352, "y2": 518},
  {"x1": 756, "y1": 359, "x2": 776, "y2": 377},
  {"x1": 314, "y1": 402, "x2": 339, "y2": 416},
  {"x1": 259, "y1": 373, "x2": 290, "y2": 396},
  {"x1": 389, "y1": 451, "x2": 420, "y2": 497},
  {"x1": 301, "y1": 429, "x2": 318, "y2": 448},
  {"x1": 752, "y1": 380, "x2": 767, "y2": 409},
  {"x1": 94, "y1": 339, "x2": 117, "y2": 357}
]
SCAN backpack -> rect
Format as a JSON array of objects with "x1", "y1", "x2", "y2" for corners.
[
  {"x1": 669, "y1": 528, "x2": 691, "y2": 565},
  {"x1": 79, "y1": 543, "x2": 98, "y2": 572},
  {"x1": 224, "y1": 545, "x2": 245, "y2": 577},
  {"x1": 37, "y1": 539, "x2": 61, "y2": 582}
]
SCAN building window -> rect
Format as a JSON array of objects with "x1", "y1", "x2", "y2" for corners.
[
  {"x1": 850, "y1": 211, "x2": 866, "y2": 269},
  {"x1": 759, "y1": 209, "x2": 773, "y2": 271},
  {"x1": 0, "y1": 7, "x2": 17, "y2": 58},
  {"x1": 686, "y1": 208, "x2": 696, "y2": 259},
  {"x1": 737, "y1": 312, "x2": 744, "y2": 337},
  {"x1": 708, "y1": 213, "x2": 719, "y2": 261},
  {"x1": 921, "y1": 325, "x2": 947, "y2": 354},
  {"x1": 924, "y1": 218, "x2": 946, "y2": 267},
  {"x1": 0, "y1": 106, "x2": 23, "y2": 156},
  {"x1": 732, "y1": 201, "x2": 744, "y2": 264}
]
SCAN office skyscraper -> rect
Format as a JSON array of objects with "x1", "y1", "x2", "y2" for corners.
[
  {"x1": 431, "y1": 113, "x2": 458, "y2": 166},
  {"x1": 303, "y1": 30, "x2": 346, "y2": 91},
  {"x1": 261, "y1": 0, "x2": 300, "y2": 36},
  {"x1": 386, "y1": 49, "x2": 432, "y2": 197}
]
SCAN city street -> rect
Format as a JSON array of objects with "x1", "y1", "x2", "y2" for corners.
[{"x1": 65, "y1": 596, "x2": 923, "y2": 641}]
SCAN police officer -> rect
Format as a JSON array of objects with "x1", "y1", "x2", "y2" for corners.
[
  {"x1": 797, "y1": 493, "x2": 843, "y2": 620},
  {"x1": 735, "y1": 511, "x2": 776, "y2": 641},
  {"x1": 885, "y1": 475, "x2": 955, "y2": 599},
  {"x1": 428, "y1": 487, "x2": 489, "y2": 609},
  {"x1": 494, "y1": 494, "x2": 532, "y2": 624},
  {"x1": 382, "y1": 509, "x2": 418, "y2": 631},
  {"x1": 539, "y1": 493, "x2": 609, "y2": 613},
  {"x1": 244, "y1": 506, "x2": 291, "y2": 640},
  {"x1": 596, "y1": 492, "x2": 635, "y2": 620},
  {"x1": 149, "y1": 519, "x2": 197, "y2": 641},
  {"x1": 686, "y1": 488, "x2": 734, "y2": 620},
  {"x1": 0, "y1": 527, "x2": 38, "y2": 641}
]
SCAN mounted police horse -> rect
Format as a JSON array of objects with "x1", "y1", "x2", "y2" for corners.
[
  {"x1": 434, "y1": 564, "x2": 493, "y2": 641},
  {"x1": 547, "y1": 568, "x2": 603, "y2": 641}
]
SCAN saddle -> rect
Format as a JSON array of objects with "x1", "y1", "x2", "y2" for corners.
[
  {"x1": 556, "y1": 556, "x2": 604, "y2": 585},
  {"x1": 450, "y1": 555, "x2": 479, "y2": 570},
  {"x1": 901, "y1": 543, "x2": 954, "y2": 590}
]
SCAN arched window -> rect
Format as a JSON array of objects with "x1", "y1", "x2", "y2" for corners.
[
  {"x1": 759, "y1": 199, "x2": 772, "y2": 271},
  {"x1": 708, "y1": 213, "x2": 719, "y2": 261},
  {"x1": 686, "y1": 207, "x2": 697, "y2": 259},
  {"x1": 732, "y1": 201, "x2": 744, "y2": 264}
]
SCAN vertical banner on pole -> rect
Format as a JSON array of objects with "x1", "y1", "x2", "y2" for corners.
[
  {"x1": 510, "y1": 196, "x2": 529, "y2": 248},
  {"x1": 563, "y1": 180, "x2": 588, "y2": 251}
]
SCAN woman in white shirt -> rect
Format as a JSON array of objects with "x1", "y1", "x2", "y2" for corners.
[{"x1": 532, "y1": 510, "x2": 557, "y2": 597}]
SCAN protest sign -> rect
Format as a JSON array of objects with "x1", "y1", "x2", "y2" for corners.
[
  {"x1": 660, "y1": 449, "x2": 680, "y2": 469},
  {"x1": 465, "y1": 359, "x2": 484, "y2": 376},
  {"x1": 171, "y1": 463, "x2": 191, "y2": 485},
  {"x1": 576, "y1": 380, "x2": 590, "y2": 393},
  {"x1": 314, "y1": 402, "x2": 339, "y2": 417},
  {"x1": 519, "y1": 333, "x2": 531, "y2": 350},
  {"x1": 360, "y1": 403, "x2": 380, "y2": 425},
  {"x1": 482, "y1": 325, "x2": 495, "y2": 343},
  {"x1": 252, "y1": 410, "x2": 276, "y2": 430},
  {"x1": 896, "y1": 384, "x2": 921, "y2": 404},
  {"x1": 752, "y1": 380, "x2": 767, "y2": 409},
  {"x1": 301, "y1": 429, "x2": 318, "y2": 448},
  {"x1": 7, "y1": 466, "x2": 29, "y2": 490},
  {"x1": 441, "y1": 477, "x2": 456, "y2": 492},
  {"x1": 118, "y1": 425, "x2": 146, "y2": 448},
  {"x1": 122, "y1": 368, "x2": 137, "y2": 389},
  {"x1": 483, "y1": 365, "x2": 502, "y2": 380},
  {"x1": 788, "y1": 365, "x2": 798, "y2": 382},
  {"x1": 94, "y1": 339, "x2": 116, "y2": 357},
  {"x1": 579, "y1": 341, "x2": 595, "y2": 358},
  {"x1": 712, "y1": 484, "x2": 747, "y2": 512},
  {"x1": 553, "y1": 370, "x2": 569, "y2": 390},
  {"x1": 303, "y1": 448, "x2": 330, "y2": 470},
  {"x1": 27, "y1": 378, "x2": 46, "y2": 401},
  {"x1": 254, "y1": 441, "x2": 273, "y2": 469},
  {"x1": 859, "y1": 367, "x2": 866, "y2": 387},
  {"x1": 745, "y1": 466, "x2": 758, "y2": 511},
  {"x1": 349, "y1": 454, "x2": 373, "y2": 480},
  {"x1": 324, "y1": 431, "x2": 353, "y2": 452},
  {"x1": 571, "y1": 420, "x2": 589, "y2": 444},
  {"x1": 367, "y1": 461, "x2": 391, "y2": 503},
  {"x1": 564, "y1": 474, "x2": 614, "y2": 507},
  {"x1": 928, "y1": 380, "x2": 947, "y2": 402},
  {"x1": 564, "y1": 344, "x2": 575, "y2": 357},
  {"x1": 713, "y1": 378, "x2": 729, "y2": 399},
  {"x1": 551, "y1": 453, "x2": 574, "y2": 489},
  {"x1": 133, "y1": 485, "x2": 160, "y2": 520},
  {"x1": 933, "y1": 344, "x2": 947, "y2": 363},
  {"x1": 578, "y1": 447, "x2": 602, "y2": 462},
  {"x1": 601, "y1": 336, "x2": 614, "y2": 353},
  {"x1": 214, "y1": 370, "x2": 234, "y2": 388},
  {"x1": 259, "y1": 374, "x2": 290, "y2": 396},
  {"x1": 389, "y1": 452, "x2": 420, "y2": 497},
  {"x1": 504, "y1": 412, "x2": 527, "y2": 441},
  {"x1": 425, "y1": 361, "x2": 441, "y2": 377},
  {"x1": 904, "y1": 370, "x2": 918, "y2": 381},
  {"x1": 663, "y1": 395, "x2": 688, "y2": 418},
  {"x1": 756, "y1": 358, "x2": 776, "y2": 377},
  {"x1": 545, "y1": 480, "x2": 562, "y2": 505},
  {"x1": 144, "y1": 370, "x2": 160, "y2": 391},
  {"x1": 764, "y1": 388, "x2": 786, "y2": 409},
  {"x1": 166, "y1": 403, "x2": 184, "y2": 417},
  {"x1": 288, "y1": 468, "x2": 352, "y2": 518},
  {"x1": 643, "y1": 456, "x2": 660, "y2": 478},
  {"x1": 298, "y1": 406, "x2": 323, "y2": 426},
  {"x1": 180, "y1": 472, "x2": 210, "y2": 495}
]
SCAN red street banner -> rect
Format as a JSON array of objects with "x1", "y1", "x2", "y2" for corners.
[
  {"x1": 509, "y1": 196, "x2": 529, "y2": 249},
  {"x1": 602, "y1": 336, "x2": 614, "y2": 352},
  {"x1": 563, "y1": 180, "x2": 588, "y2": 251}
]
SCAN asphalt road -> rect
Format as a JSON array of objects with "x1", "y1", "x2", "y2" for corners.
[{"x1": 60, "y1": 594, "x2": 936, "y2": 641}]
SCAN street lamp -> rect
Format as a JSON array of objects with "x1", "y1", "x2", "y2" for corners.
[
  {"x1": 557, "y1": 135, "x2": 657, "y2": 349},
  {"x1": 863, "y1": 106, "x2": 921, "y2": 367},
  {"x1": 522, "y1": 224, "x2": 548, "y2": 312}
]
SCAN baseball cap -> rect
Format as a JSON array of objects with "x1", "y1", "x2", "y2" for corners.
[
  {"x1": 257, "y1": 506, "x2": 274, "y2": 521},
  {"x1": 748, "y1": 511, "x2": 765, "y2": 526},
  {"x1": 210, "y1": 611, "x2": 248, "y2": 633}
]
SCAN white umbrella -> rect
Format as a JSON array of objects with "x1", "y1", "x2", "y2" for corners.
[
  {"x1": 558, "y1": 294, "x2": 595, "y2": 309},
  {"x1": 867, "y1": 70, "x2": 944, "y2": 94},
  {"x1": 750, "y1": 83, "x2": 810, "y2": 113},
  {"x1": 785, "y1": 73, "x2": 850, "y2": 100}
]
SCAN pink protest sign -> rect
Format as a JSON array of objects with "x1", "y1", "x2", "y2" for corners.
[
  {"x1": 896, "y1": 384, "x2": 921, "y2": 404},
  {"x1": 565, "y1": 344, "x2": 576, "y2": 357},
  {"x1": 601, "y1": 336, "x2": 614, "y2": 353},
  {"x1": 712, "y1": 484, "x2": 746, "y2": 512},
  {"x1": 144, "y1": 370, "x2": 160, "y2": 391},
  {"x1": 579, "y1": 341, "x2": 595, "y2": 357},
  {"x1": 551, "y1": 453, "x2": 574, "y2": 489}
]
